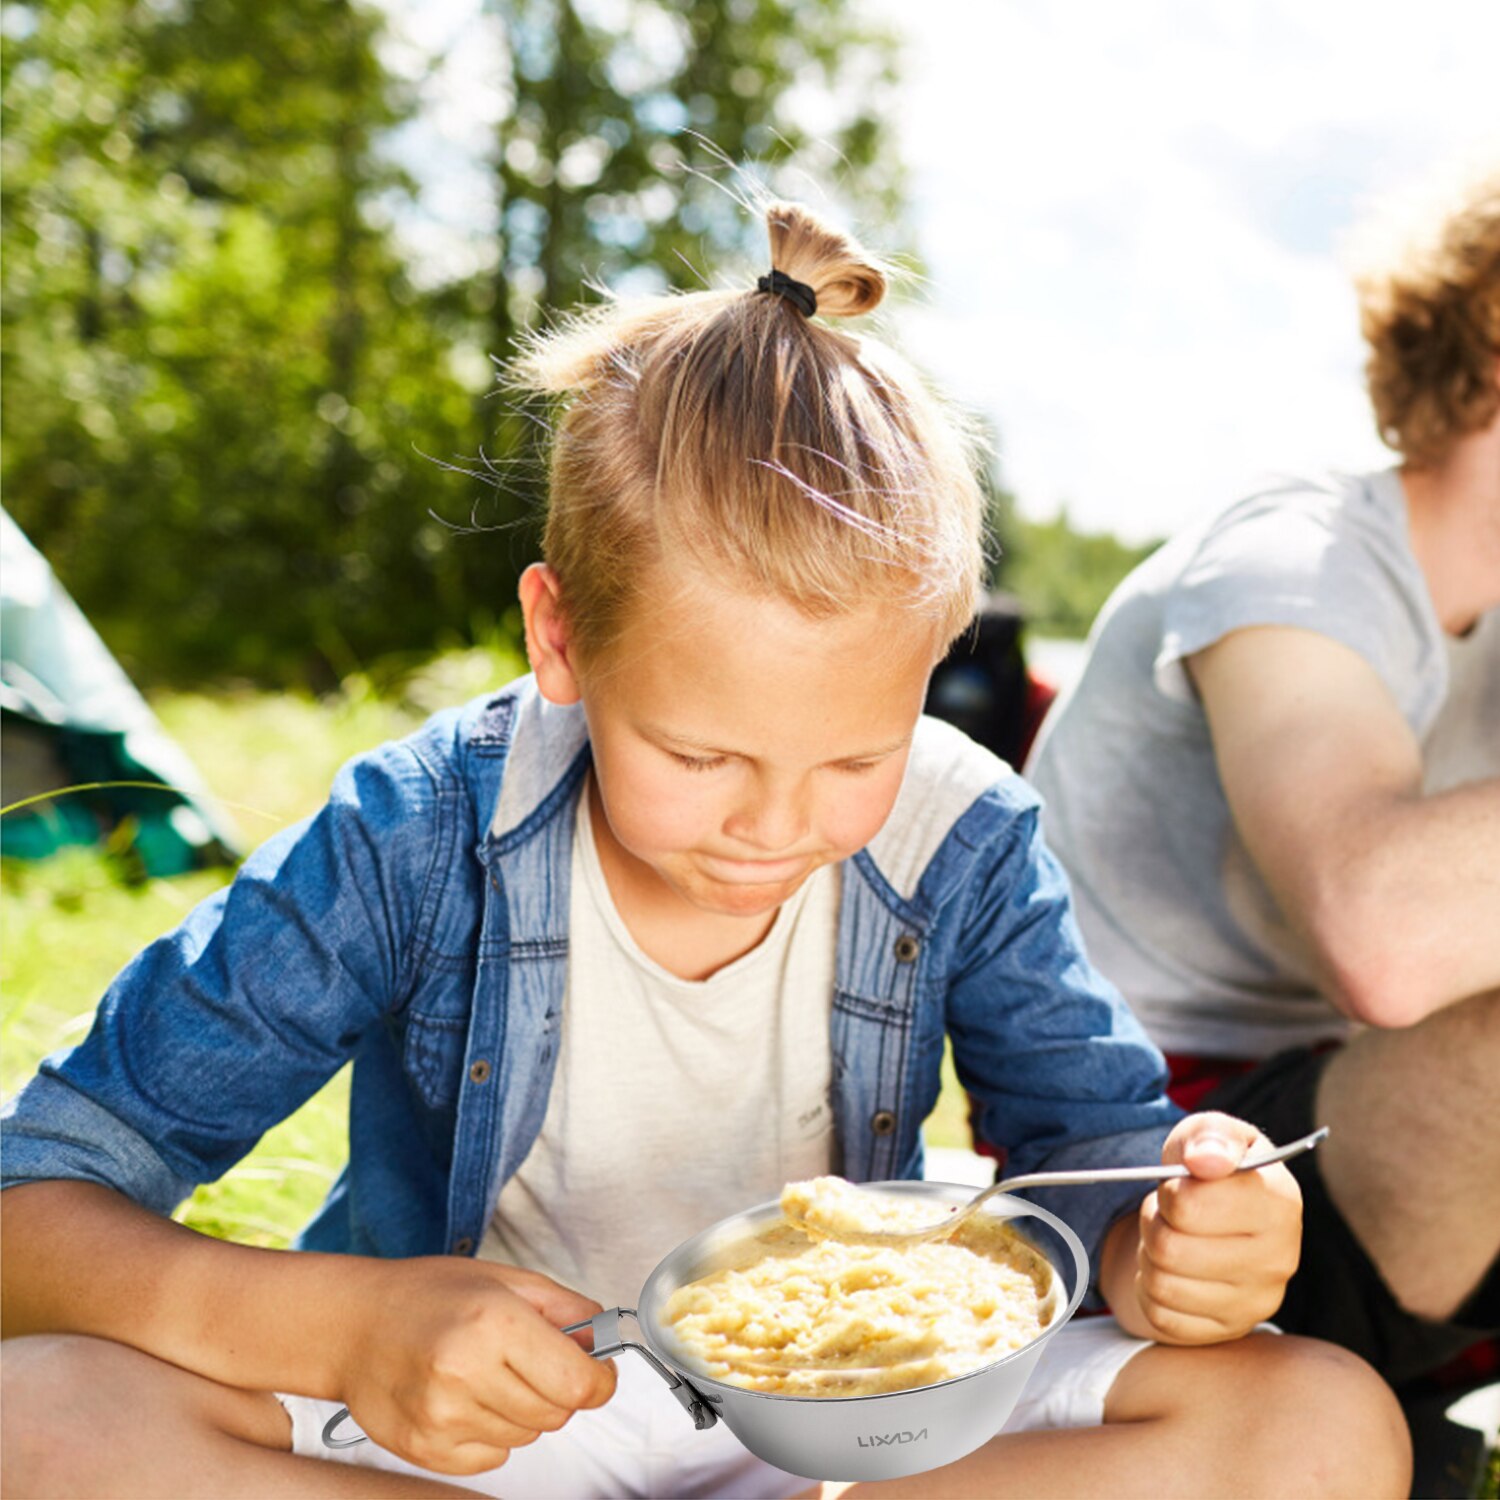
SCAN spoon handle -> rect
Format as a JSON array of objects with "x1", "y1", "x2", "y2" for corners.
[{"x1": 965, "y1": 1126, "x2": 1330, "y2": 1216}]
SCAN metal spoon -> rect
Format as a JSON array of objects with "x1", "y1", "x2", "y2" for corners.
[{"x1": 785, "y1": 1126, "x2": 1329, "y2": 1248}]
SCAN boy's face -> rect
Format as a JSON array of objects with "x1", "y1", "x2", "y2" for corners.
[{"x1": 525, "y1": 566, "x2": 941, "y2": 927}]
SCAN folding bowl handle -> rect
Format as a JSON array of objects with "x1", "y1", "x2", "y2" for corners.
[
  {"x1": 318, "y1": 1306, "x2": 717, "y2": 1451},
  {"x1": 320, "y1": 1408, "x2": 367, "y2": 1450},
  {"x1": 562, "y1": 1308, "x2": 718, "y2": 1431}
]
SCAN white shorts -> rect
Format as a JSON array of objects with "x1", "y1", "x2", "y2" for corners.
[{"x1": 277, "y1": 1316, "x2": 1154, "y2": 1498}]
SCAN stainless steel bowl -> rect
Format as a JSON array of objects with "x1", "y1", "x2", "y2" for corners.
[
  {"x1": 571, "y1": 1182, "x2": 1089, "y2": 1483},
  {"x1": 322, "y1": 1182, "x2": 1089, "y2": 1483}
]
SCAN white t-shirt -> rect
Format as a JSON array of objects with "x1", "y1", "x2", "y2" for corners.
[
  {"x1": 480, "y1": 783, "x2": 840, "y2": 1312},
  {"x1": 1027, "y1": 468, "x2": 1500, "y2": 1059}
]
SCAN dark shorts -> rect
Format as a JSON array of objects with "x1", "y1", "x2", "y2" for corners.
[{"x1": 1191, "y1": 1045, "x2": 1500, "y2": 1387}]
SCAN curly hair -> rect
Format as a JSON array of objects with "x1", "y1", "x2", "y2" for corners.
[{"x1": 1356, "y1": 166, "x2": 1500, "y2": 467}]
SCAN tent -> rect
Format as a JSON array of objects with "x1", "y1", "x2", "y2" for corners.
[{"x1": 1, "y1": 508, "x2": 238, "y2": 876}]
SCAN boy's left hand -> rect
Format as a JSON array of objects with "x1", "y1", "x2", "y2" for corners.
[{"x1": 1128, "y1": 1111, "x2": 1303, "y2": 1344}]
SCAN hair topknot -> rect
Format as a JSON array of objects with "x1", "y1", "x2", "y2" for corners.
[
  {"x1": 510, "y1": 198, "x2": 986, "y2": 663},
  {"x1": 763, "y1": 200, "x2": 888, "y2": 320}
]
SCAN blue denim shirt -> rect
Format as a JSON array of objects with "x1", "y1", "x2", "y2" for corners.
[{"x1": 2, "y1": 676, "x2": 1180, "y2": 1283}]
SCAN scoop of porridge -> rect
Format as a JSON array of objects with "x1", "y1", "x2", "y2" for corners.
[{"x1": 661, "y1": 1177, "x2": 1057, "y2": 1397}]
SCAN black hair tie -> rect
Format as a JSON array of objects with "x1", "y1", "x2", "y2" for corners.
[{"x1": 757, "y1": 269, "x2": 817, "y2": 319}]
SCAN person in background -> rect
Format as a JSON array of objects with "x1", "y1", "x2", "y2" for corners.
[{"x1": 1027, "y1": 164, "x2": 1500, "y2": 1392}]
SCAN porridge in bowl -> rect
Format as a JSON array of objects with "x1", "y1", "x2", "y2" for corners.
[{"x1": 662, "y1": 1177, "x2": 1059, "y2": 1397}]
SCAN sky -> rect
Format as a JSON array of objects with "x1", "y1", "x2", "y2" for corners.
[
  {"x1": 384, "y1": 0, "x2": 1500, "y2": 541},
  {"x1": 877, "y1": 0, "x2": 1500, "y2": 539}
]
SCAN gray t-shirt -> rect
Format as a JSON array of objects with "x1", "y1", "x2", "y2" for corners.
[{"x1": 1027, "y1": 468, "x2": 1500, "y2": 1058}]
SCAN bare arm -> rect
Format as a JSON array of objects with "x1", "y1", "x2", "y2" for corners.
[
  {"x1": 1190, "y1": 626, "x2": 1500, "y2": 1027},
  {"x1": 2, "y1": 1182, "x2": 395, "y2": 1396},
  {"x1": 1, "y1": 1181, "x2": 406, "y2": 1399},
  {"x1": 1, "y1": 1181, "x2": 614, "y2": 1474}
]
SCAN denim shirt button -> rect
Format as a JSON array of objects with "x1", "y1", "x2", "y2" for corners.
[
  {"x1": 893, "y1": 934, "x2": 920, "y2": 963},
  {"x1": 870, "y1": 1109, "x2": 897, "y2": 1136},
  {"x1": 468, "y1": 1059, "x2": 492, "y2": 1084},
  {"x1": 452, "y1": 1236, "x2": 475, "y2": 1255}
]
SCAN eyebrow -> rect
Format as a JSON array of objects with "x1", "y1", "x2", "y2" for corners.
[{"x1": 646, "y1": 726, "x2": 912, "y2": 762}]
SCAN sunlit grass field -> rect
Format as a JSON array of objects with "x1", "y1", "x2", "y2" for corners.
[{"x1": 2, "y1": 651, "x2": 973, "y2": 1249}]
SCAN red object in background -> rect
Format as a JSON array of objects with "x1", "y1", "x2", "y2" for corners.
[
  {"x1": 1161, "y1": 1051, "x2": 1259, "y2": 1112},
  {"x1": 1017, "y1": 671, "x2": 1057, "y2": 769}
]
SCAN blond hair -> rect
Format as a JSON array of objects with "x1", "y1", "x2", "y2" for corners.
[
  {"x1": 1355, "y1": 165, "x2": 1500, "y2": 466},
  {"x1": 511, "y1": 201, "x2": 986, "y2": 662}
]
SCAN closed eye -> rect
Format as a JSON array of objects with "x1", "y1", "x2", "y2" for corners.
[
  {"x1": 830, "y1": 759, "x2": 883, "y2": 775},
  {"x1": 669, "y1": 750, "x2": 729, "y2": 772}
]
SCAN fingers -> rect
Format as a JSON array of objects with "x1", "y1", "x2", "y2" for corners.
[
  {"x1": 492, "y1": 1264, "x2": 604, "y2": 1331},
  {"x1": 346, "y1": 1260, "x2": 622, "y2": 1481},
  {"x1": 1140, "y1": 1193, "x2": 1297, "y2": 1300},
  {"x1": 374, "y1": 1357, "x2": 604, "y2": 1475},
  {"x1": 370, "y1": 1346, "x2": 613, "y2": 1476},
  {"x1": 1151, "y1": 1113, "x2": 1304, "y2": 1251},
  {"x1": 439, "y1": 1440, "x2": 521, "y2": 1478},
  {"x1": 394, "y1": 1429, "x2": 528, "y2": 1477},
  {"x1": 1132, "y1": 1157, "x2": 1303, "y2": 1344},
  {"x1": 1162, "y1": 1111, "x2": 1261, "y2": 1179},
  {"x1": 461, "y1": 1266, "x2": 618, "y2": 1413},
  {"x1": 368, "y1": 1401, "x2": 536, "y2": 1476},
  {"x1": 490, "y1": 1269, "x2": 619, "y2": 1403},
  {"x1": 501, "y1": 1315, "x2": 619, "y2": 1413},
  {"x1": 1149, "y1": 1159, "x2": 1301, "y2": 1238},
  {"x1": 1133, "y1": 1260, "x2": 1287, "y2": 1344},
  {"x1": 1130, "y1": 1277, "x2": 1244, "y2": 1345},
  {"x1": 1136, "y1": 1249, "x2": 1288, "y2": 1323},
  {"x1": 1140, "y1": 1193, "x2": 1258, "y2": 1276},
  {"x1": 473, "y1": 1365, "x2": 592, "y2": 1436}
]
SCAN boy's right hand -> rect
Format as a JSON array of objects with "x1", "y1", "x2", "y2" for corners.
[{"x1": 334, "y1": 1257, "x2": 617, "y2": 1476}]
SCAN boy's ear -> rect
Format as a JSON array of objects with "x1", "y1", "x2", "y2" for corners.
[{"x1": 518, "y1": 563, "x2": 583, "y2": 705}]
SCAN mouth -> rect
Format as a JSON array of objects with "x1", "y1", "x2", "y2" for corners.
[{"x1": 697, "y1": 853, "x2": 813, "y2": 886}]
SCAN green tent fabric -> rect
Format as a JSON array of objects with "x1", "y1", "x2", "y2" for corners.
[{"x1": 1, "y1": 508, "x2": 238, "y2": 876}]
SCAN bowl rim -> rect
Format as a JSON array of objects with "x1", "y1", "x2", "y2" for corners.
[{"x1": 634, "y1": 1182, "x2": 1091, "y2": 1405}]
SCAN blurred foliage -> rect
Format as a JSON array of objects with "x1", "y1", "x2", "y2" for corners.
[
  {"x1": 999, "y1": 507, "x2": 1161, "y2": 640},
  {"x1": 1, "y1": 0, "x2": 475, "y2": 685},
  {"x1": 970, "y1": 431, "x2": 1155, "y2": 640},
  {"x1": 1, "y1": 0, "x2": 903, "y2": 689}
]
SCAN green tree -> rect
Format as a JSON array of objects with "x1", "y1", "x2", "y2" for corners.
[
  {"x1": 2, "y1": 0, "x2": 905, "y2": 687},
  {"x1": 3, "y1": 0, "x2": 484, "y2": 684},
  {"x1": 1000, "y1": 509, "x2": 1161, "y2": 639}
]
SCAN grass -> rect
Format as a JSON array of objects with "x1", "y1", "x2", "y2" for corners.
[{"x1": 2, "y1": 652, "x2": 974, "y2": 1249}]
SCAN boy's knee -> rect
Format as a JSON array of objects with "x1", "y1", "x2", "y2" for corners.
[
  {"x1": 1, "y1": 1335, "x2": 122, "y2": 1493},
  {"x1": 1, "y1": 1333, "x2": 285, "y2": 1496},
  {"x1": 1246, "y1": 1335, "x2": 1411, "y2": 1499},
  {"x1": 1118, "y1": 1333, "x2": 1411, "y2": 1499}
]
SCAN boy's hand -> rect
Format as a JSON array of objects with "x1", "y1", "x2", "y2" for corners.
[
  {"x1": 335, "y1": 1257, "x2": 617, "y2": 1476},
  {"x1": 1129, "y1": 1111, "x2": 1302, "y2": 1344}
]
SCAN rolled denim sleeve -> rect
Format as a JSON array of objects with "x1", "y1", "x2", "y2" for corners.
[
  {"x1": 1, "y1": 735, "x2": 443, "y2": 1210},
  {"x1": 945, "y1": 792, "x2": 1182, "y2": 1286}
]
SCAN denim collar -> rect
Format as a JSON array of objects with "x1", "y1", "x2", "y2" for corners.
[{"x1": 488, "y1": 680, "x2": 589, "y2": 845}]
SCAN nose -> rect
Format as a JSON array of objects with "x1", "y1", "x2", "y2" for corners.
[{"x1": 723, "y1": 775, "x2": 810, "y2": 854}]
